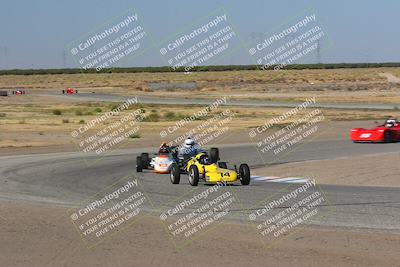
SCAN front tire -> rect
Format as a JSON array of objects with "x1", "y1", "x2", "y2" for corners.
[
  {"x1": 136, "y1": 156, "x2": 143, "y2": 172},
  {"x1": 218, "y1": 162, "x2": 228, "y2": 169},
  {"x1": 141, "y1": 153, "x2": 150, "y2": 168},
  {"x1": 239, "y1": 164, "x2": 250, "y2": 185},
  {"x1": 170, "y1": 163, "x2": 180, "y2": 184},
  {"x1": 188, "y1": 165, "x2": 199, "y2": 186}
]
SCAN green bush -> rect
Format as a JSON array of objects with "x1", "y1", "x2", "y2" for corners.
[
  {"x1": 94, "y1": 107, "x2": 102, "y2": 113},
  {"x1": 0, "y1": 113, "x2": 6, "y2": 117},
  {"x1": 110, "y1": 104, "x2": 119, "y2": 111},
  {"x1": 164, "y1": 111, "x2": 175, "y2": 120},
  {"x1": 52, "y1": 109, "x2": 62, "y2": 115},
  {"x1": 129, "y1": 133, "x2": 141, "y2": 138},
  {"x1": 75, "y1": 110, "x2": 83, "y2": 116},
  {"x1": 79, "y1": 119, "x2": 85, "y2": 124}
]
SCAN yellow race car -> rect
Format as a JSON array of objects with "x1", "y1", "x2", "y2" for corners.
[{"x1": 169, "y1": 150, "x2": 251, "y2": 186}]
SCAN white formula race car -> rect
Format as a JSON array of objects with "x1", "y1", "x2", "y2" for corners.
[{"x1": 136, "y1": 147, "x2": 178, "y2": 174}]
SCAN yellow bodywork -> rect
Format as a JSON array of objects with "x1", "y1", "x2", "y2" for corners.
[{"x1": 186, "y1": 153, "x2": 237, "y2": 183}]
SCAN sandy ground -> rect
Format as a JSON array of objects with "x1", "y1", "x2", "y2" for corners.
[
  {"x1": 254, "y1": 152, "x2": 400, "y2": 187},
  {"x1": 0, "y1": 201, "x2": 399, "y2": 267},
  {"x1": 379, "y1": 72, "x2": 400, "y2": 84}
]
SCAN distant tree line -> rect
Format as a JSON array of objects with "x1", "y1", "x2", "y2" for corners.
[{"x1": 1, "y1": 62, "x2": 400, "y2": 75}]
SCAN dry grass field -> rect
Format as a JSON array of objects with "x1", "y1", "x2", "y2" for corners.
[
  {"x1": 1, "y1": 68, "x2": 400, "y2": 151},
  {"x1": 1, "y1": 94, "x2": 399, "y2": 150},
  {"x1": 0, "y1": 68, "x2": 400, "y2": 103}
]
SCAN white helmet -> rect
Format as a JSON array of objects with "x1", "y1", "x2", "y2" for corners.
[
  {"x1": 184, "y1": 137, "x2": 195, "y2": 148},
  {"x1": 386, "y1": 119, "x2": 396, "y2": 127}
]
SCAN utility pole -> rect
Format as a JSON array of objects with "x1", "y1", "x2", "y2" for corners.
[{"x1": 316, "y1": 39, "x2": 321, "y2": 64}]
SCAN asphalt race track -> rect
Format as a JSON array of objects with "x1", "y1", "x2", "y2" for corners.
[
  {"x1": 40, "y1": 92, "x2": 400, "y2": 110},
  {"x1": 1, "y1": 139, "x2": 400, "y2": 232}
]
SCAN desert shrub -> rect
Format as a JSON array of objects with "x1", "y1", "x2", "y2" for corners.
[
  {"x1": 129, "y1": 133, "x2": 141, "y2": 138},
  {"x1": 52, "y1": 109, "x2": 62, "y2": 115},
  {"x1": 110, "y1": 104, "x2": 119, "y2": 111},
  {"x1": 164, "y1": 111, "x2": 175, "y2": 120}
]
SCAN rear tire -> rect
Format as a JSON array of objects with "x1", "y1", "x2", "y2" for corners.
[
  {"x1": 218, "y1": 162, "x2": 228, "y2": 169},
  {"x1": 384, "y1": 131, "x2": 393, "y2": 143},
  {"x1": 170, "y1": 164, "x2": 180, "y2": 184},
  {"x1": 188, "y1": 165, "x2": 199, "y2": 186},
  {"x1": 141, "y1": 153, "x2": 150, "y2": 168},
  {"x1": 136, "y1": 156, "x2": 143, "y2": 172},
  {"x1": 239, "y1": 164, "x2": 251, "y2": 185},
  {"x1": 209, "y1": 148, "x2": 219, "y2": 163}
]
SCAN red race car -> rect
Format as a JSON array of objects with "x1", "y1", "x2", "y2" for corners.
[
  {"x1": 12, "y1": 90, "x2": 26, "y2": 95},
  {"x1": 350, "y1": 119, "x2": 400, "y2": 143},
  {"x1": 62, "y1": 88, "x2": 78, "y2": 94}
]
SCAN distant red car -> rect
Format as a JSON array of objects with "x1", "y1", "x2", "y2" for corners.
[
  {"x1": 350, "y1": 119, "x2": 400, "y2": 143},
  {"x1": 12, "y1": 90, "x2": 25, "y2": 95},
  {"x1": 62, "y1": 88, "x2": 78, "y2": 94}
]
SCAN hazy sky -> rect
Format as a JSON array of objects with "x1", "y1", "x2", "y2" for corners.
[{"x1": 0, "y1": 0, "x2": 398, "y2": 69}]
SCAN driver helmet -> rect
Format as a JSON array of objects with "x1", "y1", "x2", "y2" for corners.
[
  {"x1": 199, "y1": 154, "x2": 209, "y2": 164},
  {"x1": 159, "y1": 142, "x2": 169, "y2": 153},
  {"x1": 160, "y1": 142, "x2": 168, "y2": 148},
  {"x1": 386, "y1": 119, "x2": 396, "y2": 127},
  {"x1": 184, "y1": 137, "x2": 195, "y2": 149},
  {"x1": 386, "y1": 122, "x2": 395, "y2": 128}
]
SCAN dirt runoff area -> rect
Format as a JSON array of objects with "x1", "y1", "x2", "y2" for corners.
[
  {"x1": 254, "y1": 152, "x2": 400, "y2": 187},
  {"x1": 0, "y1": 201, "x2": 398, "y2": 267}
]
